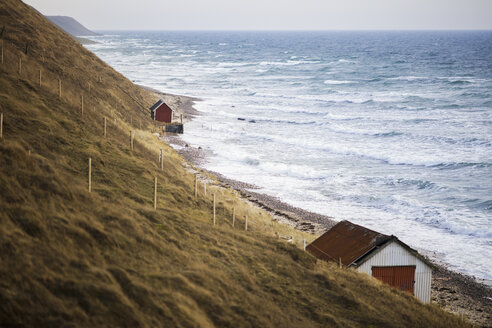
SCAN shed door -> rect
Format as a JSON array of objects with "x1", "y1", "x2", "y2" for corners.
[{"x1": 371, "y1": 266, "x2": 415, "y2": 295}]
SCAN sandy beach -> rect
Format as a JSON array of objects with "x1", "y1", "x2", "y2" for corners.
[{"x1": 151, "y1": 88, "x2": 491, "y2": 327}]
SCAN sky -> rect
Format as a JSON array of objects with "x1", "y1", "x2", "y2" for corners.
[{"x1": 23, "y1": 0, "x2": 492, "y2": 31}]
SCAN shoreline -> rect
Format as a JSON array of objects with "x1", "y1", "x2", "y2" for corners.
[{"x1": 144, "y1": 86, "x2": 491, "y2": 327}]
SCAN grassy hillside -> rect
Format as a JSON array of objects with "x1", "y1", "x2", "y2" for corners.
[{"x1": 0, "y1": 0, "x2": 471, "y2": 327}]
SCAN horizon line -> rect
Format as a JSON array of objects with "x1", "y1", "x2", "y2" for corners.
[{"x1": 90, "y1": 28, "x2": 492, "y2": 32}]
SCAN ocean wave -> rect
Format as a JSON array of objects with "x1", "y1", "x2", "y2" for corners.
[
  {"x1": 373, "y1": 131, "x2": 404, "y2": 137},
  {"x1": 449, "y1": 80, "x2": 472, "y2": 85},
  {"x1": 259, "y1": 60, "x2": 316, "y2": 66},
  {"x1": 324, "y1": 80, "x2": 357, "y2": 85},
  {"x1": 413, "y1": 214, "x2": 492, "y2": 239},
  {"x1": 387, "y1": 76, "x2": 428, "y2": 81},
  {"x1": 430, "y1": 162, "x2": 492, "y2": 170}
]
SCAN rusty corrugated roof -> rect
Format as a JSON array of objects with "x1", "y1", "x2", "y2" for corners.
[{"x1": 306, "y1": 220, "x2": 392, "y2": 266}]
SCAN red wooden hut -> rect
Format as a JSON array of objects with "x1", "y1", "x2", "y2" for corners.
[{"x1": 150, "y1": 100, "x2": 174, "y2": 123}]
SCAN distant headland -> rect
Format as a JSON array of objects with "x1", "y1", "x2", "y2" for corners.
[{"x1": 46, "y1": 15, "x2": 99, "y2": 44}]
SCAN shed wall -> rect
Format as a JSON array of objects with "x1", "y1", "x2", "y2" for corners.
[
  {"x1": 356, "y1": 241, "x2": 432, "y2": 303},
  {"x1": 155, "y1": 105, "x2": 172, "y2": 123}
]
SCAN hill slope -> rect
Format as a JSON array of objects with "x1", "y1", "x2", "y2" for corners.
[
  {"x1": 46, "y1": 15, "x2": 98, "y2": 36},
  {"x1": 0, "y1": 0, "x2": 471, "y2": 327}
]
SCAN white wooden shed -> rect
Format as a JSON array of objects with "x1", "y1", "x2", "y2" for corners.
[{"x1": 307, "y1": 220, "x2": 433, "y2": 303}]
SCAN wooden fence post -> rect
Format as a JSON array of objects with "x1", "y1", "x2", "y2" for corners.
[
  {"x1": 0, "y1": 113, "x2": 3, "y2": 139},
  {"x1": 104, "y1": 117, "x2": 107, "y2": 137},
  {"x1": 88, "y1": 83, "x2": 91, "y2": 96},
  {"x1": 339, "y1": 257, "x2": 342, "y2": 269},
  {"x1": 38, "y1": 69, "x2": 42, "y2": 87},
  {"x1": 180, "y1": 114, "x2": 183, "y2": 124},
  {"x1": 245, "y1": 215, "x2": 248, "y2": 231},
  {"x1": 204, "y1": 182, "x2": 207, "y2": 196},
  {"x1": 160, "y1": 148, "x2": 163, "y2": 170},
  {"x1": 58, "y1": 79, "x2": 62, "y2": 98},
  {"x1": 194, "y1": 174, "x2": 198, "y2": 198},
  {"x1": 232, "y1": 207, "x2": 235, "y2": 227},
  {"x1": 154, "y1": 176, "x2": 157, "y2": 210},
  {"x1": 88, "y1": 157, "x2": 92, "y2": 192},
  {"x1": 303, "y1": 238, "x2": 306, "y2": 251},
  {"x1": 213, "y1": 193, "x2": 216, "y2": 225}
]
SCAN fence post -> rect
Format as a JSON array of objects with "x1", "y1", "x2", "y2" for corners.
[
  {"x1": 180, "y1": 114, "x2": 183, "y2": 124},
  {"x1": 245, "y1": 215, "x2": 248, "y2": 231},
  {"x1": 58, "y1": 79, "x2": 62, "y2": 98},
  {"x1": 213, "y1": 193, "x2": 216, "y2": 225},
  {"x1": 104, "y1": 117, "x2": 107, "y2": 137},
  {"x1": 232, "y1": 207, "x2": 235, "y2": 227},
  {"x1": 194, "y1": 174, "x2": 198, "y2": 198},
  {"x1": 154, "y1": 176, "x2": 157, "y2": 210},
  {"x1": 303, "y1": 238, "x2": 306, "y2": 251},
  {"x1": 0, "y1": 113, "x2": 3, "y2": 139},
  {"x1": 38, "y1": 69, "x2": 42, "y2": 87},
  {"x1": 204, "y1": 182, "x2": 207, "y2": 196},
  {"x1": 339, "y1": 257, "x2": 342, "y2": 269},
  {"x1": 160, "y1": 148, "x2": 163, "y2": 170},
  {"x1": 88, "y1": 157, "x2": 92, "y2": 192},
  {"x1": 88, "y1": 83, "x2": 91, "y2": 96}
]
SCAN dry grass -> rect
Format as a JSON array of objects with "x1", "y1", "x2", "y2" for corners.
[{"x1": 0, "y1": 0, "x2": 473, "y2": 327}]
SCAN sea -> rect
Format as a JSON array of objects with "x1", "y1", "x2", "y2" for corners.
[{"x1": 86, "y1": 31, "x2": 492, "y2": 281}]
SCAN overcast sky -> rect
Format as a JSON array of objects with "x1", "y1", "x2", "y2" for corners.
[{"x1": 23, "y1": 0, "x2": 492, "y2": 31}]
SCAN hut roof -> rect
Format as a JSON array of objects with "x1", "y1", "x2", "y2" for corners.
[
  {"x1": 150, "y1": 100, "x2": 164, "y2": 111},
  {"x1": 306, "y1": 220, "x2": 432, "y2": 268}
]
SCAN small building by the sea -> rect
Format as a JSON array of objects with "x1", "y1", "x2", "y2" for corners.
[
  {"x1": 306, "y1": 220, "x2": 432, "y2": 303},
  {"x1": 150, "y1": 99, "x2": 174, "y2": 123}
]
